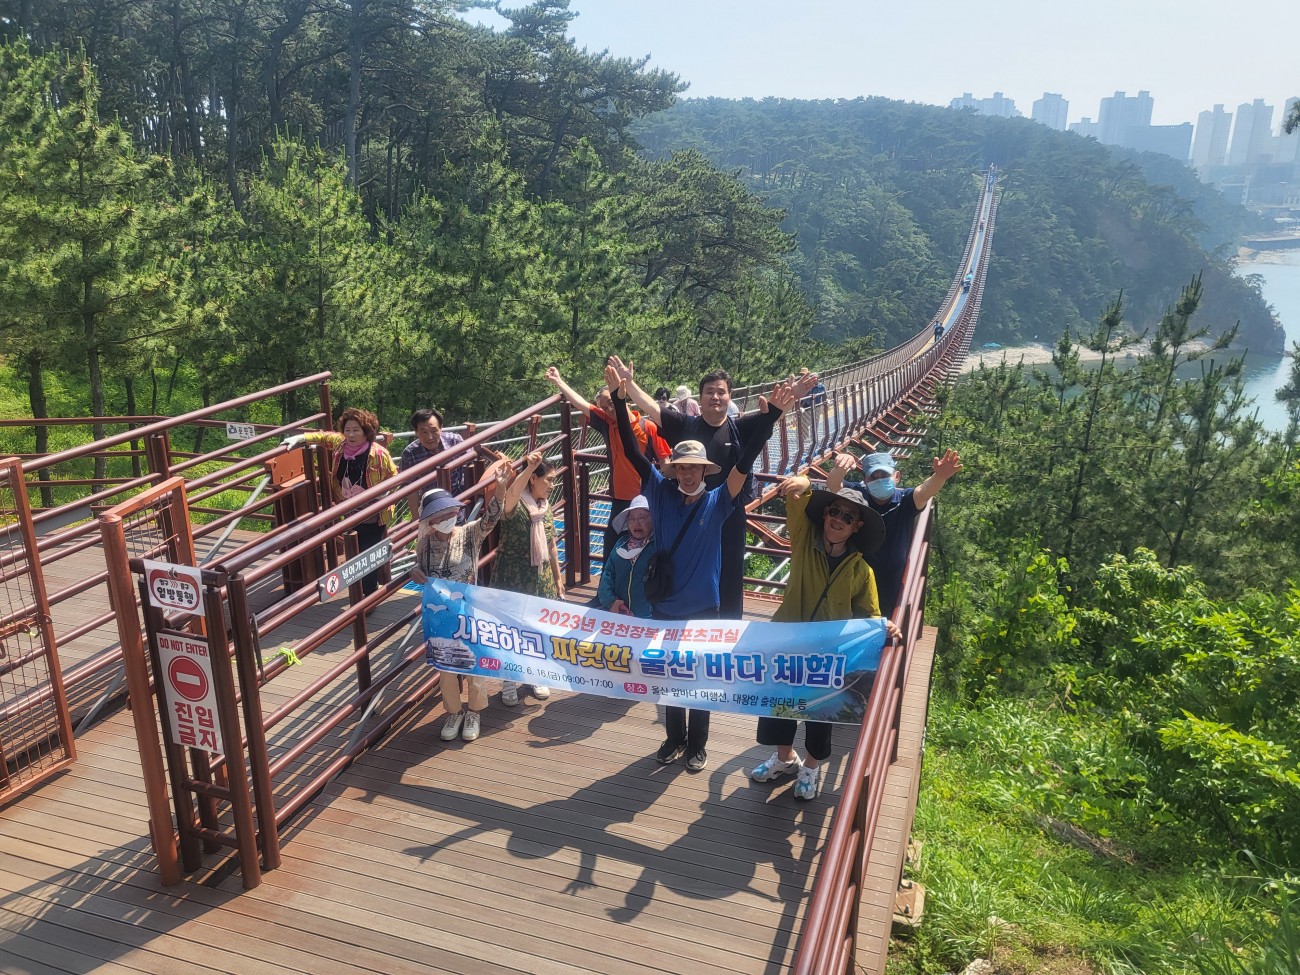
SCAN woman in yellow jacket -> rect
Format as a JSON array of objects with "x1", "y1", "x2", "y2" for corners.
[
  {"x1": 751, "y1": 457, "x2": 900, "y2": 800},
  {"x1": 294, "y1": 407, "x2": 398, "y2": 595}
]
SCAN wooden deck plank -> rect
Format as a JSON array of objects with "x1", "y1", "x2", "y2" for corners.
[
  {"x1": 5, "y1": 533, "x2": 938, "y2": 975},
  {"x1": 1, "y1": 586, "x2": 864, "y2": 975}
]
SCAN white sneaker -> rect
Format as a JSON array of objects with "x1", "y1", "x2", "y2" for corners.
[
  {"x1": 794, "y1": 765, "x2": 823, "y2": 801},
  {"x1": 530, "y1": 684, "x2": 551, "y2": 701},
  {"x1": 440, "y1": 711, "x2": 464, "y2": 741},
  {"x1": 751, "y1": 752, "x2": 803, "y2": 782},
  {"x1": 501, "y1": 681, "x2": 519, "y2": 707},
  {"x1": 461, "y1": 710, "x2": 481, "y2": 741}
]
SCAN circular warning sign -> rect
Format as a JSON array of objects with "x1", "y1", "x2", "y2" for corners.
[
  {"x1": 167, "y1": 656, "x2": 209, "y2": 702},
  {"x1": 324, "y1": 572, "x2": 342, "y2": 596}
]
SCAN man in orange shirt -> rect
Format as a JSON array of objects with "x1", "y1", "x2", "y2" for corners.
[{"x1": 545, "y1": 366, "x2": 669, "y2": 559}]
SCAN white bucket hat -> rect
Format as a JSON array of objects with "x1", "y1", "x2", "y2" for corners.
[{"x1": 611, "y1": 495, "x2": 650, "y2": 534}]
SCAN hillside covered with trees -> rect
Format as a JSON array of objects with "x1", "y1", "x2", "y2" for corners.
[
  {"x1": 637, "y1": 97, "x2": 1283, "y2": 353},
  {"x1": 1, "y1": 0, "x2": 823, "y2": 429}
]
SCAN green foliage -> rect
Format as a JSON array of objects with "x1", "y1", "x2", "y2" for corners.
[
  {"x1": 637, "y1": 97, "x2": 1280, "y2": 353},
  {"x1": 901, "y1": 694, "x2": 1299, "y2": 975}
]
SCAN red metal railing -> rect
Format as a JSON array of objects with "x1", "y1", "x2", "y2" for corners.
[{"x1": 791, "y1": 172, "x2": 998, "y2": 973}]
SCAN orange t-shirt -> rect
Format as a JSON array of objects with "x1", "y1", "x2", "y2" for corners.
[{"x1": 590, "y1": 407, "x2": 669, "y2": 500}]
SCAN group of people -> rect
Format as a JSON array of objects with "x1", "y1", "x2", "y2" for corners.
[{"x1": 290, "y1": 360, "x2": 962, "y2": 801}]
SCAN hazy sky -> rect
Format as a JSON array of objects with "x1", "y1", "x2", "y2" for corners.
[{"x1": 473, "y1": 0, "x2": 1299, "y2": 129}]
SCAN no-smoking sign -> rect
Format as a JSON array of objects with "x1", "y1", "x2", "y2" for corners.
[{"x1": 157, "y1": 630, "x2": 224, "y2": 755}]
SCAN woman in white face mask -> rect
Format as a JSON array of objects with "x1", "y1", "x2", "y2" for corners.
[{"x1": 412, "y1": 462, "x2": 511, "y2": 743}]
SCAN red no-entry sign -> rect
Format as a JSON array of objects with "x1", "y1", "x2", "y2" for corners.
[{"x1": 157, "y1": 630, "x2": 225, "y2": 755}]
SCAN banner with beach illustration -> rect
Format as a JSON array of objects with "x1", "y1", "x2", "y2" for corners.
[{"x1": 422, "y1": 579, "x2": 886, "y2": 724}]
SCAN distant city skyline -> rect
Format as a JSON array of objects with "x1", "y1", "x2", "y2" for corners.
[{"x1": 466, "y1": 0, "x2": 1298, "y2": 133}]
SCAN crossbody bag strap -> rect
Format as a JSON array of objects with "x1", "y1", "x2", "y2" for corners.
[{"x1": 664, "y1": 508, "x2": 695, "y2": 558}]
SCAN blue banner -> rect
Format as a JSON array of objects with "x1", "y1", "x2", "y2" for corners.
[{"x1": 422, "y1": 580, "x2": 885, "y2": 724}]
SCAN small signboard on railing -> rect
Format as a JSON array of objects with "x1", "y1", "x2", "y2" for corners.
[
  {"x1": 157, "y1": 630, "x2": 224, "y2": 755},
  {"x1": 318, "y1": 540, "x2": 394, "y2": 602},
  {"x1": 142, "y1": 559, "x2": 203, "y2": 613},
  {"x1": 225, "y1": 421, "x2": 257, "y2": 441}
]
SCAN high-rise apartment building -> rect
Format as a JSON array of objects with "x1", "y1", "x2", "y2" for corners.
[
  {"x1": 1031, "y1": 93, "x2": 1069, "y2": 131},
  {"x1": 949, "y1": 92, "x2": 1021, "y2": 118},
  {"x1": 1126, "y1": 124, "x2": 1194, "y2": 161},
  {"x1": 1098, "y1": 90, "x2": 1154, "y2": 146},
  {"x1": 1069, "y1": 117, "x2": 1101, "y2": 139},
  {"x1": 1191, "y1": 104, "x2": 1233, "y2": 169},
  {"x1": 1228, "y1": 99, "x2": 1274, "y2": 166},
  {"x1": 1277, "y1": 97, "x2": 1300, "y2": 164}
]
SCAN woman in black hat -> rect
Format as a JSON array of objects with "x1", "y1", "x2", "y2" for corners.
[{"x1": 750, "y1": 456, "x2": 901, "y2": 801}]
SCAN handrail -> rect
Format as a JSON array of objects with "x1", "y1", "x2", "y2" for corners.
[
  {"x1": 19, "y1": 372, "x2": 332, "y2": 474},
  {"x1": 790, "y1": 169, "x2": 996, "y2": 972}
]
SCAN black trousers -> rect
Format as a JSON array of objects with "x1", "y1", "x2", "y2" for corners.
[
  {"x1": 757, "y1": 717, "x2": 833, "y2": 762},
  {"x1": 655, "y1": 606, "x2": 718, "y2": 754},
  {"x1": 717, "y1": 504, "x2": 748, "y2": 619},
  {"x1": 355, "y1": 521, "x2": 388, "y2": 596}
]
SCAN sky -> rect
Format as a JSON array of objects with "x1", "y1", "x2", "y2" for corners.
[{"x1": 470, "y1": 0, "x2": 1300, "y2": 130}]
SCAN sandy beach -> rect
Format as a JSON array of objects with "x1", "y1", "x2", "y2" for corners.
[
  {"x1": 956, "y1": 340, "x2": 1216, "y2": 377},
  {"x1": 959, "y1": 341, "x2": 1149, "y2": 374}
]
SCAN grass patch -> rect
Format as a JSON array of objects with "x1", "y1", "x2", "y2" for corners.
[{"x1": 888, "y1": 695, "x2": 1296, "y2": 975}]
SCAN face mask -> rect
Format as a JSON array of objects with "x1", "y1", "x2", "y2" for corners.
[
  {"x1": 866, "y1": 477, "x2": 895, "y2": 501},
  {"x1": 433, "y1": 516, "x2": 457, "y2": 534},
  {"x1": 678, "y1": 480, "x2": 707, "y2": 497}
]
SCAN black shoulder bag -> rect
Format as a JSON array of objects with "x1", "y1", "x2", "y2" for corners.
[{"x1": 642, "y1": 512, "x2": 696, "y2": 605}]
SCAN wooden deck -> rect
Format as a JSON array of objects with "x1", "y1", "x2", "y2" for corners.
[{"x1": 0, "y1": 575, "x2": 935, "y2": 975}]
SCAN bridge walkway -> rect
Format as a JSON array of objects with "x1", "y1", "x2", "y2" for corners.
[
  {"x1": 0, "y1": 579, "x2": 930, "y2": 975},
  {"x1": 0, "y1": 173, "x2": 995, "y2": 975}
]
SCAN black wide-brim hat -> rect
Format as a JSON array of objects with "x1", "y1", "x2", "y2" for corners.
[{"x1": 805, "y1": 486, "x2": 886, "y2": 555}]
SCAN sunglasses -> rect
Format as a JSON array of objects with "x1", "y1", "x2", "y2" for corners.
[{"x1": 825, "y1": 505, "x2": 860, "y2": 524}]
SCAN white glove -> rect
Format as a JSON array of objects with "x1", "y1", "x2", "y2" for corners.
[{"x1": 281, "y1": 434, "x2": 306, "y2": 449}]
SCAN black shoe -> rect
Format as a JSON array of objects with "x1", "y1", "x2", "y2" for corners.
[
  {"x1": 655, "y1": 739, "x2": 685, "y2": 764},
  {"x1": 686, "y1": 749, "x2": 708, "y2": 772}
]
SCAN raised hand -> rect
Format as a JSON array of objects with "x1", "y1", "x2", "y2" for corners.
[
  {"x1": 792, "y1": 370, "x2": 820, "y2": 397},
  {"x1": 766, "y1": 382, "x2": 797, "y2": 413},
  {"x1": 604, "y1": 361, "x2": 624, "y2": 395},
  {"x1": 607, "y1": 355, "x2": 635, "y2": 385},
  {"x1": 933, "y1": 449, "x2": 963, "y2": 482},
  {"x1": 545, "y1": 365, "x2": 562, "y2": 385},
  {"x1": 832, "y1": 451, "x2": 857, "y2": 475},
  {"x1": 778, "y1": 475, "x2": 810, "y2": 498}
]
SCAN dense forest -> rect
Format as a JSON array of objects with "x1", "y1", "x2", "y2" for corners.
[
  {"x1": 1, "y1": 0, "x2": 1284, "y2": 442},
  {"x1": 637, "y1": 97, "x2": 1283, "y2": 352},
  {"x1": 1, "y1": 0, "x2": 823, "y2": 430}
]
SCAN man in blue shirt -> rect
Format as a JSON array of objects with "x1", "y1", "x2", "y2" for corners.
[
  {"x1": 854, "y1": 448, "x2": 963, "y2": 617},
  {"x1": 607, "y1": 361, "x2": 799, "y2": 772},
  {"x1": 399, "y1": 408, "x2": 473, "y2": 491}
]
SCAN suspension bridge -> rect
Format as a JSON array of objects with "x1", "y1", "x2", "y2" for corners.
[{"x1": 0, "y1": 170, "x2": 998, "y2": 975}]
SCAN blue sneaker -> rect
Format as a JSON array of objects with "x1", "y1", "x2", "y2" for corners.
[
  {"x1": 793, "y1": 765, "x2": 823, "y2": 801},
  {"x1": 751, "y1": 752, "x2": 802, "y2": 782}
]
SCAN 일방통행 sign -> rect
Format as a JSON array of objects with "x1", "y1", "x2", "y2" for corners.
[{"x1": 141, "y1": 559, "x2": 203, "y2": 614}]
